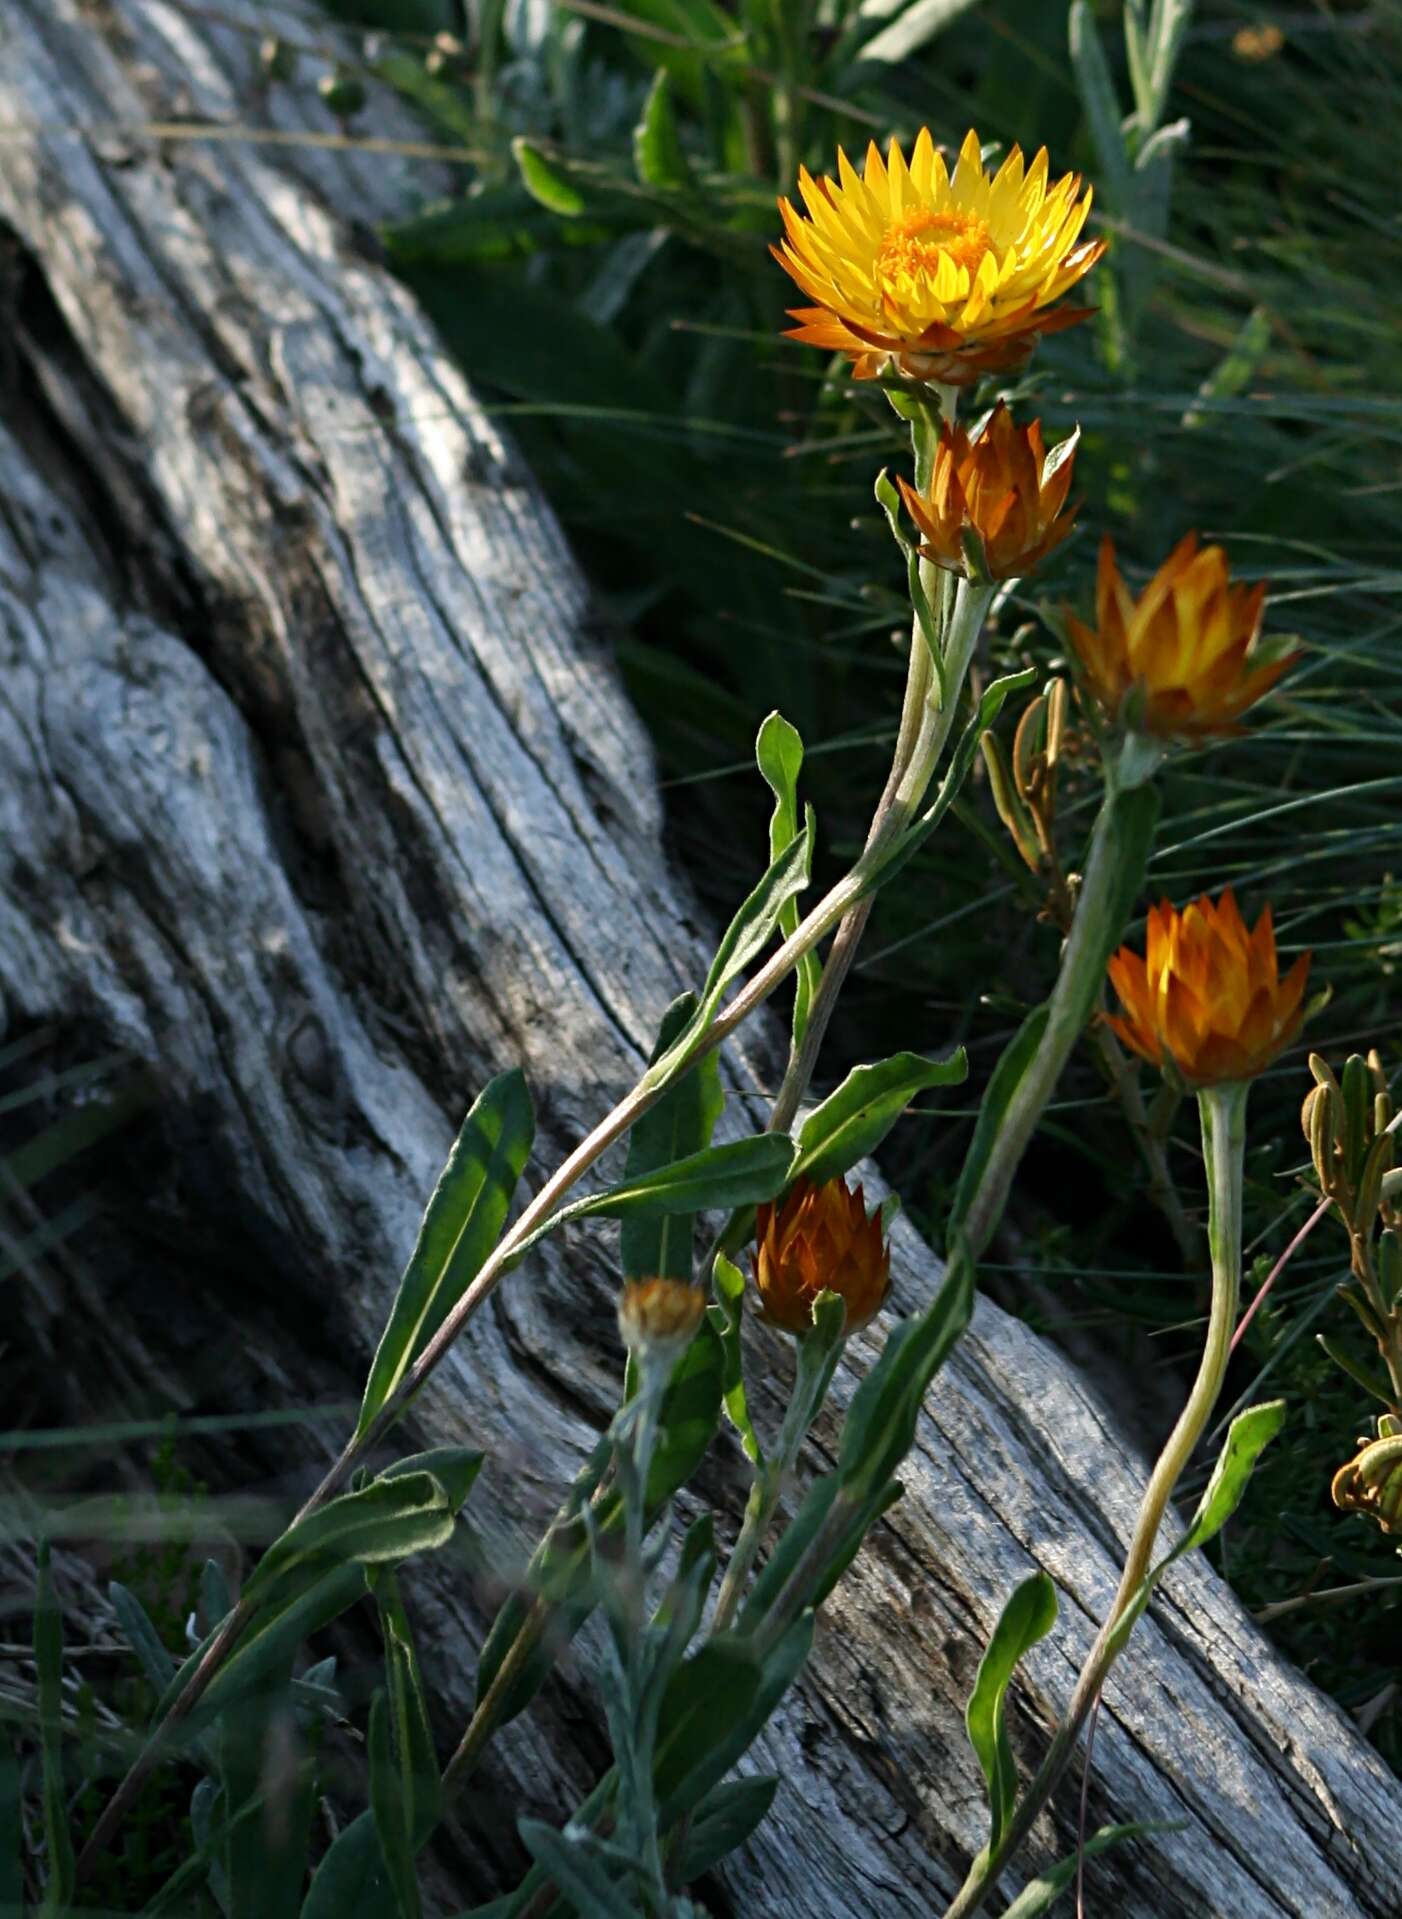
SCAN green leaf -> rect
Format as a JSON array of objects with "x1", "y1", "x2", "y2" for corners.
[
  {"x1": 368, "y1": 1571, "x2": 441, "y2": 1849},
  {"x1": 999, "y1": 1821, "x2": 1178, "y2": 1916},
  {"x1": 871, "y1": 668, "x2": 1038, "y2": 892},
  {"x1": 34, "y1": 1540, "x2": 73, "y2": 1916},
  {"x1": 655, "y1": 1615, "x2": 813, "y2": 1822},
  {"x1": 677, "y1": 1774, "x2": 778, "y2": 1880},
  {"x1": 1158, "y1": 1399, "x2": 1287, "y2": 1569},
  {"x1": 473, "y1": 1326, "x2": 723, "y2": 1731},
  {"x1": 358, "y1": 1070, "x2": 534, "y2": 1436},
  {"x1": 570, "y1": 1134, "x2": 794, "y2": 1226},
  {"x1": 518, "y1": 1821, "x2": 636, "y2": 1919},
  {"x1": 712, "y1": 1253, "x2": 762, "y2": 1467},
  {"x1": 790, "y1": 1050, "x2": 967, "y2": 1188},
  {"x1": 965, "y1": 1572, "x2": 1058, "y2": 1849},
  {"x1": 109, "y1": 1579, "x2": 177, "y2": 1693},
  {"x1": 512, "y1": 137, "x2": 587, "y2": 217},
  {"x1": 756, "y1": 712, "x2": 821, "y2": 1047},
  {"x1": 620, "y1": 994, "x2": 725, "y2": 1282},
  {"x1": 739, "y1": 1251, "x2": 974, "y2": 1636},
  {"x1": 379, "y1": 1446, "x2": 484, "y2": 1516},
  {"x1": 0, "y1": 1733, "x2": 21, "y2": 1913},
  {"x1": 299, "y1": 1812, "x2": 388, "y2": 1919},
  {"x1": 644, "y1": 1315, "x2": 726, "y2": 1508},
  {"x1": 1069, "y1": 0, "x2": 1131, "y2": 210},
  {"x1": 369, "y1": 1692, "x2": 423, "y2": 1919},
  {"x1": 242, "y1": 1474, "x2": 457, "y2": 1612},
  {"x1": 661, "y1": 828, "x2": 812, "y2": 1063},
  {"x1": 633, "y1": 68, "x2": 690, "y2": 188},
  {"x1": 853, "y1": 0, "x2": 982, "y2": 66},
  {"x1": 652, "y1": 1639, "x2": 763, "y2": 1808},
  {"x1": 161, "y1": 1564, "x2": 367, "y2": 1740},
  {"x1": 949, "y1": 1006, "x2": 1051, "y2": 1237},
  {"x1": 1113, "y1": 1401, "x2": 1286, "y2": 1654}
]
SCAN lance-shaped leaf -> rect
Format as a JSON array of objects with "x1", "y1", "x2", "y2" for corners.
[
  {"x1": 358, "y1": 1070, "x2": 534, "y2": 1436},
  {"x1": 1111, "y1": 1400, "x2": 1287, "y2": 1652},
  {"x1": 868, "y1": 668, "x2": 1039, "y2": 894},
  {"x1": 565, "y1": 1134, "x2": 795, "y2": 1228},
  {"x1": 653, "y1": 828, "x2": 813, "y2": 1071},
  {"x1": 369, "y1": 1691, "x2": 424, "y2": 1919},
  {"x1": 0, "y1": 1734, "x2": 20, "y2": 1913},
  {"x1": 241, "y1": 1473, "x2": 457, "y2": 1612},
  {"x1": 678, "y1": 1774, "x2": 779, "y2": 1881},
  {"x1": 368, "y1": 1570, "x2": 441, "y2": 1850},
  {"x1": 620, "y1": 993, "x2": 725, "y2": 1283},
  {"x1": 739, "y1": 1251, "x2": 975, "y2": 1637},
  {"x1": 757, "y1": 712, "x2": 821, "y2": 1046},
  {"x1": 965, "y1": 1572, "x2": 1059, "y2": 1849},
  {"x1": 633, "y1": 68, "x2": 690, "y2": 189},
  {"x1": 712, "y1": 1253, "x2": 762, "y2": 1467},
  {"x1": 35, "y1": 1541, "x2": 73, "y2": 1916},
  {"x1": 1000, "y1": 1821, "x2": 1181, "y2": 1916},
  {"x1": 790, "y1": 1050, "x2": 967, "y2": 1188},
  {"x1": 472, "y1": 1326, "x2": 723, "y2": 1730}
]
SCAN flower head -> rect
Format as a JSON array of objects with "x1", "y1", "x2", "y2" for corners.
[
  {"x1": 1106, "y1": 888, "x2": 1311, "y2": 1087},
  {"x1": 753, "y1": 1176, "x2": 890, "y2": 1335},
  {"x1": 617, "y1": 1278, "x2": 706, "y2": 1360},
  {"x1": 897, "y1": 403, "x2": 1078, "y2": 580},
  {"x1": 1065, "y1": 535, "x2": 1296, "y2": 738},
  {"x1": 773, "y1": 128, "x2": 1104, "y2": 385}
]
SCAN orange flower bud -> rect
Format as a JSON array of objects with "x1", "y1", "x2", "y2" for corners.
[
  {"x1": 897, "y1": 403, "x2": 1078, "y2": 580},
  {"x1": 772, "y1": 128, "x2": 1104, "y2": 385},
  {"x1": 1106, "y1": 888, "x2": 1312, "y2": 1088},
  {"x1": 617, "y1": 1278, "x2": 706, "y2": 1359},
  {"x1": 1065, "y1": 534, "x2": 1297, "y2": 737},
  {"x1": 753, "y1": 1177, "x2": 890, "y2": 1336}
]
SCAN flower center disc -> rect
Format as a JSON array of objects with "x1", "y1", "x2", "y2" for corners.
[{"x1": 876, "y1": 207, "x2": 993, "y2": 300}]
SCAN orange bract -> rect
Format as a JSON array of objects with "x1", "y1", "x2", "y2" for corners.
[
  {"x1": 1065, "y1": 534, "x2": 1296, "y2": 737},
  {"x1": 753, "y1": 1177, "x2": 890, "y2": 1335},
  {"x1": 897, "y1": 402, "x2": 1078, "y2": 580},
  {"x1": 772, "y1": 127, "x2": 1104, "y2": 385},
  {"x1": 1107, "y1": 889, "x2": 1312, "y2": 1087}
]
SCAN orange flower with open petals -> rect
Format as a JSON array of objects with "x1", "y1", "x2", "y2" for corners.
[
  {"x1": 1066, "y1": 535, "x2": 1296, "y2": 737},
  {"x1": 753, "y1": 1177, "x2": 890, "y2": 1335},
  {"x1": 773, "y1": 128, "x2": 1104, "y2": 385},
  {"x1": 897, "y1": 402, "x2": 1078, "y2": 580},
  {"x1": 1107, "y1": 889, "x2": 1311, "y2": 1087}
]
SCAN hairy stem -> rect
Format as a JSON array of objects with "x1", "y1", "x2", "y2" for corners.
[{"x1": 941, "y1": 1079, "x2": 1248, "y2": 1919}]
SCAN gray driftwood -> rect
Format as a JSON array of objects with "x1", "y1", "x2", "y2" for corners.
[{"x1": 0, "y1": 3, "x2": 1398, "y2": 1913}]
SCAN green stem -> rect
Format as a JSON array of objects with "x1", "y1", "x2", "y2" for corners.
[
  {"x1": 711, "y1": 1331, "x2": 838, "y2": 1631},
  {"x1": 941, "y1": 1079, "x2": 1248, "y2": 1919},
  {"x1": 957, "y1": 782, "x2": 1129, "y2": 1260}
]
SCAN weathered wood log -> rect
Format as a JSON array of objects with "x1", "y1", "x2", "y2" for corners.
[{"x1": 1, "y1": 3, "x2": 1399, "y2": 1913}]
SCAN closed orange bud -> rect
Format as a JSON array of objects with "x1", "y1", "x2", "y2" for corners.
[
  {"x1": 1107, "y1": 888, "x2": 1311, "y2": 1088},
  {"x1": 1065, "y1": 534, "x2": 1296, "y2": 737},
  {"x1": 617, "y1": 1278, "x2": 706, "y2": 1359},
  {"x1": 897, "y1": 403, "x2": 1078, "y2": 580},
  {"x1": 753, "y1": 1177, "x2": 890, "y2": 1335}
]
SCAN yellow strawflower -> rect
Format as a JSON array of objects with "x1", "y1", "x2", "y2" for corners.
[{"x1": 772, "y1": 127, "x2": 1104, "y2": 385}]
